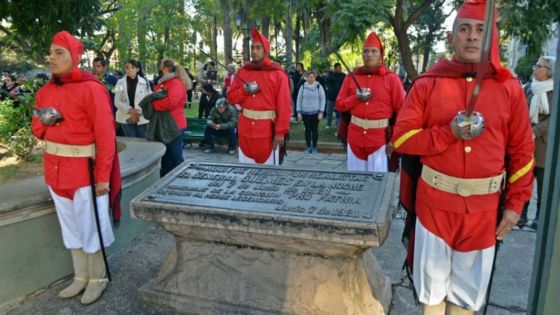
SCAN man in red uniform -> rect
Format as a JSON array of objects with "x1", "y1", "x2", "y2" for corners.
[
  {"x1": 31, "y1": 31, "x2": 117, "y2": 305},
  {"x1": 392, "y1": 1, "x2": 534, "y2": 314},
  {"x1": 227, "y1": 28, "x2": 291, "y2": 165},
  {"x1": 335, "y1": 32, "x2": 405, "y2": 172}
]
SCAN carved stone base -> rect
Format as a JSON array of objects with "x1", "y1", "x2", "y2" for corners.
[{"x1": 139, "y1": 237, "x2": 391, "y2": 315}]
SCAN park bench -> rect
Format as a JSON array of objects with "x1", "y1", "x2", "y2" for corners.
[{"x1": 183, "y1": 117, "x2": 230, "y2": 147}]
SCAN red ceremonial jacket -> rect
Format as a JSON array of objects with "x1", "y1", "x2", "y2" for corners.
[
  {"x1": 32, "y1": 77, "x2": 116, "y2": 190},
  {"x1": 152, "y1": 76, "x2": 187, "y2": 130},
  {"x1": 227, "y1": 62, "x2": 291, "y2": 163},
  {"x1": 335, "y1": 68, "x2": 405, "y2": 159},
  {"x1": 392, "y1": 62, "x2": 534, "y2": 216}
]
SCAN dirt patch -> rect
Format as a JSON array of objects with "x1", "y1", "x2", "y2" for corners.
[
  {"x1": 0, "y1": 144, "x2": 44, "y2": 186},
  {"x1": 0, "y1": 141, "x2": 125, "y2": 186}
]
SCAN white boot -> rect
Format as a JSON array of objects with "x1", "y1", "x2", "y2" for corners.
[
  {"x1": 80, "y1": 251, "x2": 108, "y2": 305},
  {"x1": 446, "y1": 303, "x2": 474, "y2": 315},
  {"x1": 58, "y1": 249, "x2": 88, "y2": 298},
  {"x1": 423, "y1": 301, "x2": 446, "y2": 315}
]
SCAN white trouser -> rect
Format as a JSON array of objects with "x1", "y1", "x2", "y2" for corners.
[
  {"x1": 413, "y1": 219, "x2": 495, "y2": 311},
  {"x1": 238, "y1": 147, "x2": 279, "y2": 165},
  {"x1": 49, "y1": 186, "x2": 115, "y2": 254},
  {"x1": 347, "y1": 145, "x2": 388, "y2": 172}
]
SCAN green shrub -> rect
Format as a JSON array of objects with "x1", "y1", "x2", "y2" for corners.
[
  {"x1": 515, "y1": 54, "x2": 538, "y2": 82},
  {"x1": 0, "y1": 79, "x2": 46, "y2": 160}
]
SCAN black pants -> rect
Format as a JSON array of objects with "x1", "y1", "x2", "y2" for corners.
[
  {"x1": 198, "y1": 103, "x2": 211, "y2": 119},
  {"x1": 204, "y1": 125, "x2": 237, "y2": 150},
  {"x1": 302, "y1": 114, "x2": 319, "y2": 148},
  {"x1": 521, "y1": 166, "x2": 545, "y2": 220}
]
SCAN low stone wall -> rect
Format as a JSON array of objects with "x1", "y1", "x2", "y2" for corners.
[{"x1": 0, "y1": 137, "x2": 165, "y2": 306}]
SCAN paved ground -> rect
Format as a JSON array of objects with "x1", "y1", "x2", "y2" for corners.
[{"x1": 0, "y1": 145, "x2": 539, "y2": 315}]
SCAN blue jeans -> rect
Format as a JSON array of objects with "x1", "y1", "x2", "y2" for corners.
[
  {"x1": 121, "y1": 123, "x2": 147, "y2": 138},
  {"x1": 204, "y1": 125, "x2": 237, "y2": 150},
  {"x1": 160, "y1": 129, "x2": 185, "y2": 177}
]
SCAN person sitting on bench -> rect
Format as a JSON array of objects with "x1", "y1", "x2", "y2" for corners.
[{"x1": 204, "y1": 98, "x2": 238, "y2": 155}]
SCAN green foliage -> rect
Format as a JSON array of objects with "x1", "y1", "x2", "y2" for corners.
[
  {"x1": 410, "y1": 0, "x2": 449, "y2": 72},
  {"x1": 500, "y1": 0, "x2": 556, "y2": 58},
  {"x1": 515, "y1": 54, "x2": 538, "y2": 82},
  {"x1": 0, "y1": 1, "x2": 103, "y2": 63},
  {"x1": 99, "y1": 0, "x2": 193, "y2": 74},
  {"x1": 310, "y1": 58, "x2": 332, "y2": 72},
  {"x1": 329, "y1": 0, "x2": 389, "y2": 50},
  {"x1": 0, "y1": 79, "x2": 45, "y2": 160}
]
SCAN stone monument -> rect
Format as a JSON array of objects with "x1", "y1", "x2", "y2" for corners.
[{"x1": 131, "y1": 162, "x2": 397, "y2": 314}]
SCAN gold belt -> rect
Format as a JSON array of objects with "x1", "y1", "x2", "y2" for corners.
[
  {"x1": 421, "y1": 165, "x2": 504, "y2": 197},
  {"x1": 45, "y1": 140, "x2": 95, "y2": 158},
  {"x1": 243, "y1": 109, "x2": 276, "y2": 120},
  {"x1": 351, "y1": 116, "x2": 388, "y2": 129}
]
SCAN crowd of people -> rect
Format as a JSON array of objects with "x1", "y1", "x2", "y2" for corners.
[
  {"x1": 1, "y1": 70, "x2": 50, "y2": 104},
  {"x1": 13, "y1": 0, "x2": 556, "y2": 311}
]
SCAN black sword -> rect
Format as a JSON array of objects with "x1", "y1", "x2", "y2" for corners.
[
  {"x1": 466, "y1": 0, "x2": 495, "y2": 117},
  {"x1": 88, "y1": 158, "x2": 112, "y2": 282},
  {"x1": 196, "y1": 47, "x2": 250, "y2": 85},
  {"x1": 477, "y1": 1, "x2": 498, "y2": 313},
  {"x1": 334, "y1": 52, "x2": 365, "y2": 90}
]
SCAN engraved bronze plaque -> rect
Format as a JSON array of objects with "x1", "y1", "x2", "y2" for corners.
[{"x1": 143, "y1": 162, "x2": 387, "y2": 223}]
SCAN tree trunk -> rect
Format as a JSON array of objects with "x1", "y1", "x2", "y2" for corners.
[
  {"x1": 212, "y1": 15, "x2": 218, "y2": 62},
  {"x1": 274, "y1": 19, "x2": 279, "y2": 57},
  {"x1": 238, "y1": 5, "x2": 250, "y2": 63},
  {"x1": 422, "y1": 33, "x2": 434, "y2": 72},
  {"x1": 177, "y1": 1, "x2": 185, "y2": 64},
  {"x1": 261, "y1": 17, "x2": 270, "y2": 38},
  {"x1": 388, "y1": 0, "x2": 434, "y2": 79},
  {"x1": 117, "y1": 20, "x2": 127, "y2": 66},
  {"x1": 223, "y1": 0, "x2": 233, "y2": 65},
  {"x1": 284, "y1": 0, "x2": 293, "y2": 67},
  {"x1": 316, "y1": 3, "x2": 330, "y2": 58},
  {"x1": 157, "y1": 23, "x2": 170, "y2": 69},
  {"x1": 294, "y1": 13, "x2": 301, "y2": 63},
  {"x1": 243, "y1": 23, "x2": 250, "y2": 63},
  {"x1": 137, "y1": 7, "x2": 149, "y2": 67},
  {"x1": 395, "y1": 26, "x2": 418, "y2": 79}
]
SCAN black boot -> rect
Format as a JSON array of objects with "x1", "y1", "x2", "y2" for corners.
[
  {"x1": 530, "y1": 218, "x2": 539, "y2": 230},
  {"x1": 517, "y1": 215, "x2": 528, "y2": 228},
  {"x1": 518, "y1": 202, "x2": 530, "y2": 228}
]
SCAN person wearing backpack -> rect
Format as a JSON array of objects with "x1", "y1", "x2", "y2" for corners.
[{"x1": 296, "y1": 71, "x2": 325, "y2": 153}]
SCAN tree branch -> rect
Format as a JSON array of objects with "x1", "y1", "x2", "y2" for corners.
[
  {"x1": 384, "y1": 10, "x2": 395, "y2": 26},
  {"x1": 0, "y1": 25, "x2": 33, "y2": 52},
  {"x1": 0, "y1": 24, "x2": 13, "y2": 36},
  {"x1": 99, "y1": 31, "x2": 111, "y2": 49},
  {"x1": 0, "y1": 39, "x2": 23, "y2": 53},
  {"x1": 404, "y1": 0, "x2": 435, "y2": 30},
  {"x1": 100, "y1": 0, "x2": 122, "y2": 15}
]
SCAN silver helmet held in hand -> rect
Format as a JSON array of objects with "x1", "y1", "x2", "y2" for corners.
[
  {"x1": 33, "y1": 107, "x2": 64, "y2": 125},
  {"x1": 356, "y1": 88, "x2": 372, "y2": 101},
  {"x1": 456, "y1": 111, "x2": 485, "y2": 140},
  {"x1": 243, "y1": 81, "x2": 260, "y2": 95}
]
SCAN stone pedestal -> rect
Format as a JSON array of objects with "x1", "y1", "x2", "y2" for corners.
[{"x1": 131, "y1": 163, "x2": 397, "y2": 315}]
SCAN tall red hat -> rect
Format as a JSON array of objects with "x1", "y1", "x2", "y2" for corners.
[
  {"x1": 363, "y1": 32, "x2": 385, "y2": 75},
  {"x1": 51, "y1": 31, "x2": 84, "y2": 80},
  {"x1": 455, "y1": 0, "x2": 511, "y2": 82},
  {"x1": 251, "y1": 28, "x2": 272, "y2": 66},
  {"x1": 364, "y1": 32, "x2": 384, "y2": 62}
]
